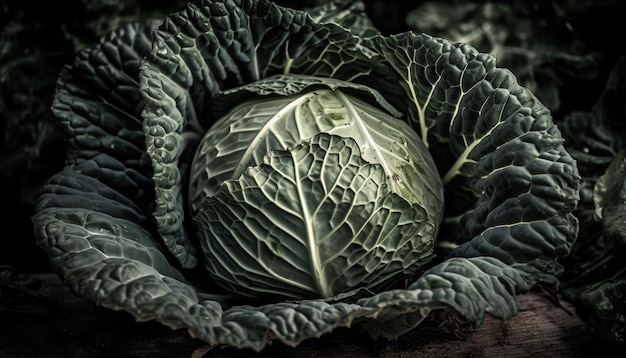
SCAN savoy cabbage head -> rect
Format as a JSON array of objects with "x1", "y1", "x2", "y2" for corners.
[{"x1": 32, "y1": 0, "x2": 580, "y2": 351}]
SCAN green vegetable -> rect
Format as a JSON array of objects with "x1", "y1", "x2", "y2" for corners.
[
  {"x1": 33, "y1": 0, "x2": 580, "y2": 351},
  {"x1": 191, "y1": 76, "x2": 443, "y2": 299}
]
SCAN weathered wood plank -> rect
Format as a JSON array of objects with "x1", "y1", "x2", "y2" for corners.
[{"x1": 0, "y1": 273, "x2": 621, "y2": 358}]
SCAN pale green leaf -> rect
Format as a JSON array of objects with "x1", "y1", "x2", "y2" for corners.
[
  {"x1": 189, "y1": 75, "x2": 443, "y2": 225},
  {"x1": 194, "y1": 133, "x2": 434, "y2": 299}
]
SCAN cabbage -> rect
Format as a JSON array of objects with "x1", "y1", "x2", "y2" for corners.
[
  {"x1": 191, "y1": 76, "x2": 443, "y2": 298},
  {"x1": 33, "y1": 0, "x2": 580, "y2": 351}
]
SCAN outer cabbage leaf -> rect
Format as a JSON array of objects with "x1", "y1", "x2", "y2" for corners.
[
  {"x1": 363, "y1": 33, "x2": 580, "y2": 277},
  {"x1": 32, "y1": 20, "x2": 201, "y2": 324},
  {"x1": 32, "y1": 0, "x2": 581, "y2": 352},
  {"x1": 37, "y1": 20, "x2": 162, "y2": 230}
]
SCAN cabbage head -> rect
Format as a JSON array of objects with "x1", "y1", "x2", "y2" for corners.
[
  {"x1": 33, "y1": 0, "x2": 581, "y2": 351},
  {"x1": 190, "y1": 76, "x2": 444, "y2": 299}
]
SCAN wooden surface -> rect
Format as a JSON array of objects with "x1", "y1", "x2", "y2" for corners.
[{"x1": 0, "y1": 272, "x2": 623, "y2": 358}]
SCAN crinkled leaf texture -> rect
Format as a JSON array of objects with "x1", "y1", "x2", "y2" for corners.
[
  {"x1": 33, "y1": 0, "x2": 580, "y2": 352},
  {"x1": 188, "y1": 75, "x2": 443, "y2": 218},
  {"x1": 195, "y1": 133, "x2": 436, "y2": 299},
  {"x1": 189, "y1": 75, "x2": 444, "y2": 299}
]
